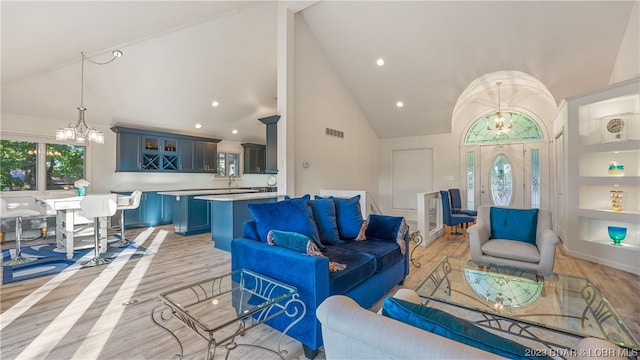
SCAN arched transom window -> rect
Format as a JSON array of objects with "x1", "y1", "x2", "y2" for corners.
[{"x1": 465, "y1": 111, "x2": 543, "y2": 145}]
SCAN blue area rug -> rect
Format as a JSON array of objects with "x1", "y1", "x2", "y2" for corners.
[{"x1": 2, "y1": 239, "x2": 147, "y2": 284}]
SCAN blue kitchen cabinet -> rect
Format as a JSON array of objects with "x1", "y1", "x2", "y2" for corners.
[
  {"x1": 113, "y1": 191, "x2": 174, "y2": 228},
  {"x1": 172, "y1": 195, "x2": 210, "y2": 235},
  {"x1": 179, "y1": 139, "x2": 195, "y2": 171},
  {"x1": 116, "y1": 132, "x2": 141, "y2": 171},
  {"x1": 258, "y1": 115, "x2": 279, "y2": 174},
  {"x1": 112, "y1": 126, "x2": 220, "y2": 173},
  {"x1": 194, "y1": 141, "x2": 218, "y2": 173},
  {"x1": 141, "y1": 135, "x2": 179, "y2": 171}
]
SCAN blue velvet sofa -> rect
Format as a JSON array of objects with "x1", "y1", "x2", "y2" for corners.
[{"x1": 231, "y1": 195, "x2": 410, "y2": 359}]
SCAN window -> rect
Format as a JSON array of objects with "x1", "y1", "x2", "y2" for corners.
[
  {"x1": 491, "y1": 154, "x2": 513, "y2": 206},
  {"x1": 466, "y1": 151, "x2": 475, "y2": 210},
  {"x1": 217, "y1": 152, "x2": 240, "y2": 177},
  {"x1": 530, "y1": 149, "x2": 540, "y2": 209},
  {"x1": 465, "y1": 111, "x2": 543, "y2": 145},
  {"x1": 0, "y1": 139, "x2": 86, "y2": 193},
  {"x1": 45, "y1": 144, "x2": 86, "y2": 190},
  {"x1": 0, "y1": 140, "x2": 37, "y2": 191}
]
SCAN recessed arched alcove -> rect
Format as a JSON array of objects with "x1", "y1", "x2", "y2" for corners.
[
  {"x1": 452, "y1": 70, "x2": 557, "y2": 138},
  {"x1": 452, "y1": 70, "x2": 558, "y2": 210}
]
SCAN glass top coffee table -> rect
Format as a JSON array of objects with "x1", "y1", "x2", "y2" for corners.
[
  {"x1": 414, "y1": 256, "x2": 639, "y2": 352},
  {"x1": 151, "y1": 269, "x2": 305, "y2": 359}
]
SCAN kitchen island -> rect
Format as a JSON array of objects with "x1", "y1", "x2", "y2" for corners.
[
  {"x1": 195, "y1": 193, "x2": 281, "y2": 251},
  {"x1": 158, "y1": 189, "x2": 258, "y2": 236}
]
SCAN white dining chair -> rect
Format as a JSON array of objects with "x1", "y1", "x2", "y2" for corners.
[
  {"x1": 79, "y1": 194, "x2": 117, "y2": 266},
  {"x1": 115, "y1": 190, "x2": 142, "y2": 247},
  {"x1": 1, "y1": 198, "x2": 42, "y2": 265}
]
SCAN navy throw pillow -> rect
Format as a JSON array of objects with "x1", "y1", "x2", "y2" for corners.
[
  {"x1": 365, "y1": 214, "x2": 404, "y2": 241},
  {"x1": 382, "y1": 297, "x2": 550, "y2": 360},
  {"x1": 331, "y1": 195, "x2": 364, "y2": 240},
  {"x1": 490, "y1": 207, "x2": 539, "y2": 245},
  {"x1": 284, "y1": 194, "x2": 311, "y2": 201},
  {"x1": 309, "y1": 198, "x2": 342, "y2": 245},
  {"x1": 248, "y1": 198, "x2": 324, "y2": 250}
]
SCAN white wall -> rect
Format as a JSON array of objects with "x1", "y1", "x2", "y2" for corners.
[
  {"x1": 379, "y1": 133, "x2": 460, "y2": 221},
  {"x1": 0, "y1": 113, "x2": 272, "y2": 194},
  {"x1": 610, "y1": 1, "x2": 640, "y2": 84},
  {"x1": 292, "y1": 16, "x2": 379, "y2": 198}
]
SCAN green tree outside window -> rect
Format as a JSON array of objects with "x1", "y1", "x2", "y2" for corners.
[
  {"x1": 0, "y1": 140, "x2": 86, "y2": 192},
  {"x1": 0, "y1": 140, "x2": 37, "y2": 191},
  {"x1": 45, "y1": 144, "x2": 85, "y2": 190}
]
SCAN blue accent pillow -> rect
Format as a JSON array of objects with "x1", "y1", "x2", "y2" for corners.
[
  {"x1": 309, "y1": 198, "x2": 342, "y2": 245},
  {"x1": 490, "y1": 207, "x2": 539, "y2": 245},
  {"x1": 242, "y1": 221, "x2": 260, "y2": 241},
  {"x1": 248, "y1": 198, "x2": 324, "y2": 250},
  {"x1": 330, "y1": 195, "x2": 364, "y2": 240},
  {"x1": 267, "y1": 230, "x2": 310, "y2": 253},
  {"x1": 382, "y1": 297, "x2": 549, "y2": 360},
  {"x1": 365, "y1": 214, "x2": 403, "y2": 241}
]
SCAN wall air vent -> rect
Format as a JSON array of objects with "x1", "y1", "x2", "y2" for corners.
[{"x1": 325, "y1": 128, "x2": 344, "y2": 139}]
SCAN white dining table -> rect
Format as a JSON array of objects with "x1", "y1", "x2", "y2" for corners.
[{"x1": 34, "y1": 194, "x2": 128, "y2": 260}]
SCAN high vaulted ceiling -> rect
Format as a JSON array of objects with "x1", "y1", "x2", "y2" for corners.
[{"x1": 1, "y1": 1, "x2": 637, "y2": 142}]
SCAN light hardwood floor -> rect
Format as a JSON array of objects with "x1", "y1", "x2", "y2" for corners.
[{"x1": 1, "y1": 226, "x2": 638, "y2": 359}]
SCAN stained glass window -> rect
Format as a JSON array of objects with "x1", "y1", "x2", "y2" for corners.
[
  {"x1": 491, "y1": 154, "x2": 512, "y2": 206},
  {"x1": 466, "y1": 152, "x2": 475, "y2": 210},
  {"x1": 465, "y1": 111, "x2": 543, "y2": 145},
  {"x1": 531, "y1": 149, "x2": 540, "y2": 208}
]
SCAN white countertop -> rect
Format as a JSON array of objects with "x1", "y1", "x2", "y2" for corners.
[
  {"x1": 194, "y1": 192, "x2": 281, "y2": 202},
  {"x1": 111, "y1": 184, "x2": 276, "y2": 192},
  {"x1": 158, "y1": 189, "x2": 258, "y2": 196}
]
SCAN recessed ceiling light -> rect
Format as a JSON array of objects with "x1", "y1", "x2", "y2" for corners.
[
  {"x1": 211, "y1": 100, "x2": 220, "y2": 107},
  {"x1": 396, "y1": 101, "x2": 404, "y2": 108},
  {"x1": 195, "y1": 123, "x2": 202, "y2": 129},
  {"x1": 232, "y1": 129, "x2": 238, "y2": 134},
  {"x1": 376, "y1": 58, "x2": 384, "y2": 66}
]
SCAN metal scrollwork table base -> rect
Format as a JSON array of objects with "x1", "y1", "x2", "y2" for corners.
[{"x1": 151, "y1": 269, "x2": 305, "y2": 360}]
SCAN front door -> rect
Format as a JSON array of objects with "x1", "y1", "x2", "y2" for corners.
[{"x1": 480, "y1": 144, "x2": 525, "y2": 207}]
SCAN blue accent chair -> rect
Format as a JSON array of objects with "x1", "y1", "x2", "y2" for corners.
[
  {"x1": 440, "y1": 190, "x2": 474, "y2": 240},
  {"x1": 448, "y1": 188, "x2": 477, "y2": 218}
]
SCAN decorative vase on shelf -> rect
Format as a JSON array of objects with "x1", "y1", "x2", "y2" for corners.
[
  {"x1": 607, "y1": 226, "x2": 627, "y2": 246},
  {"x1": 610, "y1": 190, "x2": 623, "y2": 211},
  {"x1": 608, "y1": 161, "x2": 625, "y2": 176},
  {"x1": 77, "y1": 187, "x2": 86, "y2": 196}
]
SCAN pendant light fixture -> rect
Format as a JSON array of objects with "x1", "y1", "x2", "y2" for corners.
[
  {"x1": 56, "y1": 50, "x2": 123, "y2": 144},
  {"x1": 485, "y1": 81, "x2": 515, "y2": 133}
]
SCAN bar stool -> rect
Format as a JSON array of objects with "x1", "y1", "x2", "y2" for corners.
[
  {"x1": 1, "y1": 198, "x2": 42, "y2": 266},
  {"x1": 115, "y1": 190, "x2": 142, "y2": 247},
  {"x1": 79, "y1": 194, "x2": 117, "y2": 266}
]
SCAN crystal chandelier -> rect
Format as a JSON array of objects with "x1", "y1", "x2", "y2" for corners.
[{"x1": 56, "y1": 50, "x2": 123, "y2": 144}]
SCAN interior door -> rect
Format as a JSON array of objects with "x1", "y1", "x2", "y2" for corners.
[{"x1": 480, "y1": 144, "x2": 525, "y2": 207}]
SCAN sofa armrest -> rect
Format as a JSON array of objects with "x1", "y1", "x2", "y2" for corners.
[
  {"x1": 536, "y1": 228, "x2": 559, "y2": 273},
  {"x1": 231, "y1": 238, "x2": 330, "y2": 351},
  {"x1": 231, "y1": 238, "x2": 331, "y2": 305},
  {"x1": 317, "y1": 295, "x2": 501, "y2": 359},
  {"x1": 468, "y1": 222, "x2": 490, "y2": 260}
]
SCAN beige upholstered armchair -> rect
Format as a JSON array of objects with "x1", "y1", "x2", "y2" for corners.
[{"x1": 468, "y1": 205, "x2": 559, "y2": 273}]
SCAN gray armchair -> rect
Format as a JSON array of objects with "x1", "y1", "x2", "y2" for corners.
[{"x1": 468, "y1": 205, "x2": 559, "y2": 273}]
